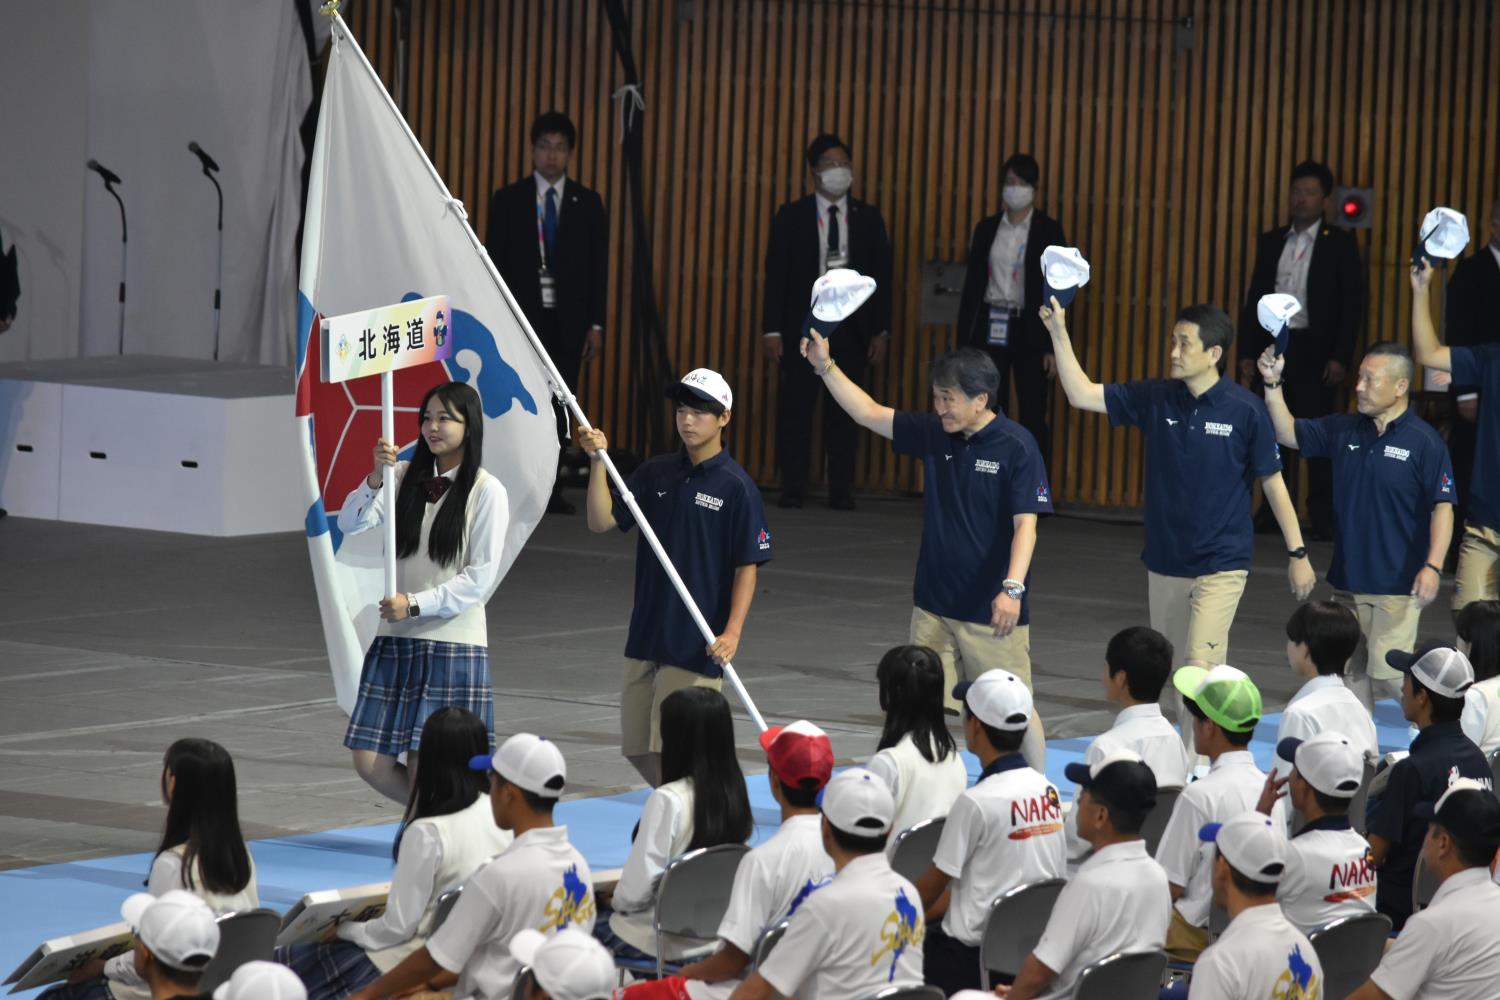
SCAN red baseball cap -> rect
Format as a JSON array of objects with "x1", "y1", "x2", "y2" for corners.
[{"x1": 759, "y1": 720, "x2": 834, "y2": 790}]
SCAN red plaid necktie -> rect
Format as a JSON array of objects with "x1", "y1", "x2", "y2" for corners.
[{"x1": 424, "y1": 477, "x2": 452, "y2": 503}]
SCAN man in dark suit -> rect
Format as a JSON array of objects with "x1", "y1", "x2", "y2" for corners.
[
  {"x1": 485, "y1": 111, "x2": 608, "y2": 514},
  {"x1": 762, "y1": 134, "x2": 893, "y2": 510},
  {"x1": 955, "y1": 153, "x2": 1066, "y2": 470},
  {"x1": 1237, "y1": 160, "x2": 1365, "y2": 539},
  {"x1": 1444, "y1": 198, "x2": 1500, "y2": 568}
]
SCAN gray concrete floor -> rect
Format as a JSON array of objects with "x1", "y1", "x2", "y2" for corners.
[{"x1": 0, "y1": 499, "x2": 1427, "y2": 870}]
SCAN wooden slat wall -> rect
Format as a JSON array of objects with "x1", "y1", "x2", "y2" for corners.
[{"x1": 343, "y1": 0, "x2": 1500, "y2": 507}]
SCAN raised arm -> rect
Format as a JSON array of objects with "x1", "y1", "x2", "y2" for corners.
[
  {"x1": 1410, "y1": 260, "x2": 1451, "y2": 372},
  {"x1": 1256, "y1": 348, "x2": 1299, "y2": 448},
  {"x1": 802, "y1": 329, "x2": 895, "y2": 438},
  {"x1": 1038, "y1": 297, "x2": 1107, "y2": 413},
  {"x1": 579, "y1": 428, "x2": 618, "y2": 532}
]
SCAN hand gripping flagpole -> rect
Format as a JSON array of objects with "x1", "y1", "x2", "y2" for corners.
[{"x1": 323, "y1": 10, "x2": 769, "y2": 730}]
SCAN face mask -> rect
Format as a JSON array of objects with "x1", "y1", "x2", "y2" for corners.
[
  {"x1": 1002, "y1": 184, "x2": 1034, "y2": 211},
  {"x1": 819, "y1": 166, "x2": 853, "y2": 198}
]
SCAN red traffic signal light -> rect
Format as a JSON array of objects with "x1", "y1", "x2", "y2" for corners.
[{"x1": 1332, "y1": 186, "x2": 1373, "y2": 229}]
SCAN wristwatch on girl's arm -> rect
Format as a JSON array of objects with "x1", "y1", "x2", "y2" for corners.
[{"x1": 405, "y1": 594, "x2": 420, "y2": 618}]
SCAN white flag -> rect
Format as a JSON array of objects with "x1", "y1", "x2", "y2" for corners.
[{"x1": 294, "y1": 18, "x2": 559, "y2": 712}]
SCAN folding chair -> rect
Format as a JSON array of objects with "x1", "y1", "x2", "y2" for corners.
[
  {"x1": 430, "y1": 887, "x2": 462, "y2": 933},
  {"x1": 1412, "y1": 859, "x2": 1439, "y2": 912},
  {"x1": 750, "y1": 918, "x2": 790, "y2": 971},
  {"x1": 615, "y1": 843, "x2": 751, "y2": 979},
  {"x1": 1139, "y1": 787, "x2": 1182, "y2": 856},
  {"x1": 1308, "y1": 912, "x2": 1391, "y2": 1000},
  {"x1": 978, "y1": 878, "x2": 1066, "y2": 989},
  {"x1": 887, "y1": 817, "x2": 946, "y2": 883},
  {"x1": 1348, "y1": 760, "x2": 1377, "y2": 835},
  {"x1": 196, "y1": 908, "x2": 282, "y2": 994},
  {"x1": 855, "y1": 986, "x2": 944, "y2": 1000},
  {"x1": 1069, "y1": 949, "x2": 1168, "y2": 1000},
  {"x1": 1488, "y1": 748, "x2": 1500, "y2": 795},
  {"x1": 510, "y1": 966, "x2": 533, "y2": 1000}
]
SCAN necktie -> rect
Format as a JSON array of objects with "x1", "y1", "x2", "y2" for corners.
[
  {"x1": 826, "y1": 204, "x2": 840, "y2": 256},
  {"x1": 424, "y1": 477, "x2": 452, "y2": 504},
  {"x1": 543, "y1": 188, "x2": 559, "y2": 262}
]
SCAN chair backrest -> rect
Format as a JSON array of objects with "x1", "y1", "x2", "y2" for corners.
[
  {"x1": 1139, "y1": 787, "x2": 1182, "y2": 856},
  {"x1": 1208, "y1": 903, "x2": 1230, "y2": 938},
  {"x1": 1070, "y1": 950, "x2": 1169, "y2": 1000},
  {"x1": 509, "y1": 966, "x2": 533, "y2": 1000},
  {"x1": 1308, "y1": 912, "x2": 1392, "y2": 1000},
  {"x1": 1348, "y1": 760, "x2": 1377, "y2": 835},
  {"x1": 888, "y1": 817, "x2": 946, "y2": 883},
  {"x1": 1488, "y1": 748, "x2": 1500, "y2": 793},
  {"x1": 430, "y1": 887, "x2": 462, "y2": 933},
  {"x1": 751, "y1": 918, "x2": 791, "y2": 971},
  {"x1": 196, "y1": 908, "x2": 282, "y2": 994},
  {"x1": 654, "y1": 843, "x2": 752, "y2": 941},
  {"x1": 856, "y1": 986, "x2": 945, "y2": 1000},
  {"x1": 979, "y1": 878, "x2": 1067, "y2": 989},
  {"x1": 1412, "y1": 859, "x2": 1439, "y2": 912}
]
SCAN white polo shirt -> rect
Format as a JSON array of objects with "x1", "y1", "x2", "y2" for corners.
[
  {"x1": 1460, "y1": 676, "x2": 1500, "y2": 754},
  {"x1": 1030, "y1": 840, "x2": 1172, "y2": 1000},
  {"x1": 685, "y1": 812, "x2": 834, "y2": 1000},
  {"x1": 932, "y1": 755, "x2": 1067, "y2": 944},
  {"x1": 1275, "y1": 675, "x2": 1380, "y2": 775},
  {"x1": 1066, "y1": 703, "x2": 1194, "y2": 856},
  {"x1": 426, "y1": 825, "x2": 595, "y2": 1000},
  {"x1": 1275, "y1": 815, "x2": 1376, "y2": 935},
  {"x1": 757, "y1": 852, "x2": 924, "y2": 1000},
  {"x1": 1154, "y1": 750, "x2": 1265, "y2": 927},
  {"x1": 1188, "y1": 903, "x2": 1324, "y2": 1000},
  {"x1": 1369, "y1": 867, "x2": 1500, "y2": 1000}
]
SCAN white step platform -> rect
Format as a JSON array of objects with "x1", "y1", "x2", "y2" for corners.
[{"x1": 0, "y1": 355, "x2": 301, "y2": 535}]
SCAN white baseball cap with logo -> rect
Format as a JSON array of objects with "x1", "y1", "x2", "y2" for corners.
[
  {"x1": 667, "y1": 368, "x2": 733, "y2": 414},
  {"x1": 212, "y1": 961, "x2": 307, "y2": 1000},
  {"x1": 953, "y1": 669, "x2": 1033, "y2": 731},
  {"x1": 469, "y1": 732, "x2": 567, "y2": 798},
  {"x1": 1199, "y1": 811, "x2": 1288, "y2": 883},
  {"x1": 1275, "y1": 732, "x2": 1365, "y2": 797},
  {"x1": 823, "y1": 767, "x2": 896, "y2": 837},
  {"x1": 121, "y1": 890, "x2": 220, "y2": 973},
  {"x1": 508, "y1": 927, "x2": 616, "y2": 1000}
]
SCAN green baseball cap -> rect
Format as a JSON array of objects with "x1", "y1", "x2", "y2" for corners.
[{"x1": 1173, "y1": 664, "x2": 1262, "y2": 733}]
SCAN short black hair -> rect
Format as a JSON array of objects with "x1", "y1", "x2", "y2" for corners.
[
  {"x1": 1413, "y1": 674, "x2": 1467, "y2": 722},
  {"x1": 1000, "y1": 153, "x2": 1040, "y2": 187},
  {"x1": 1285, "y1": 601, "x2": 1360, "y2": 675},
  {"x1": 152, "y1": 956, "x2": 207, "y2": 989},
  {"x1": 931, "y1": 348, "x2": 1000, "y2": 408},
  {"x1": 778, "y1": 779, "x2": 821, "y2": 809},
  {"x1": 495, "y1": 774, "x2": 559, "y2": 813},
  {"x1": 1106, "y1": 626, "x2": 1174, "y2": 701},
  {"x1": 1364, "y1": 341, "x2": 1415, "y2": 383},
  {"x1": 1291, "y1": 159, "x2": 1336, "y2": 196},
  {"x1": 530, "y1": 111, "x2": 577, "y2": 148},
  {"x1": 1080, "y1": 787, "x2": 1150, "y2": 835},
  {"x1": 829, "y1": 823, "x2": 889, "y2": 854},
  {"x1": 1219, "y1": 850, "x2": 1280, "y2": 897},
  {"x1": 1433, "y1": 819, "x2": 1500, "y2": 869},
  {"x1": 1309, "y1": 786, "x2": 1351, "y2": 816},
  {"x1": 1176, "y1": 304, "x2": 1235, "y2": 367},
  {"x1": 964, "y1": 705, "x2": 1026, "y2": 754},
  {"x1": 1184, "y1": 698, "x2": 1254, "y2": 746},
  {"x1": 805, "y1": 133, "x2": 852, "y2": 170}
]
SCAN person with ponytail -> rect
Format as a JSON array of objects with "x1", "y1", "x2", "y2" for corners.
[
  {"x1": 278, "y1": 708, "x2": 512, "y2": 999},
  {"x1": 1457, "y1": 599, "x2": 1500, "y2": 751},
  {"x1": 865, "y1": 645, "x2": 967, "y2": 837},
  {"x1": 338, "y1": 381, "x2": 509, "y2": 802}
]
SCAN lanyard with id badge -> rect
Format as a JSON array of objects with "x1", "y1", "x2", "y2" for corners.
[
  {"x1": 536, "y1": 193, "x2": 558, "y2": 309},
  {"x1": 987, "y1": 240, "x2": 1026, "y2": 346}
]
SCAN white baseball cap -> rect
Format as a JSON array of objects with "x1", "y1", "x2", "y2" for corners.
[
  {"x1": 1275, "y1": 732, "x2": 1365, "y2": 798},
  {"x1": 954, "y1": 669, "x2": 1033, "y2": 731},
  {"x1": 666, "y1": 368, "x2": 733, "y2": 413},
  {"x1": 810, "y1": 268, "x2": 878, "y2": 321},
  {"x1": 212, "y1": 961, "x2": 307, "y2": 1000},
  {"x1": 823, "y1": 767, "x2": 896, "y2": 837},
  {"x1": 1040, "y1": 246, "x2": 1091, "y2": 307},
  {"x1": 508, "y1": 928, "x2": 615, "y2": 1000},
  {"x1": 1199, "y1": 811, "x2": 1288, "y2": 883},
  {"x1": 1387, "y1": 644, "x2": 1475, "y2": 699},
  {"x1": 121, "y1": 890, "x2": 219, "y2": 973},
  {"x1": 470, "y1": 733, "x2": 567, "y2": 798},
  {"x1": 1416, "y1": 207, "x2": 1470, "y2": 261}
]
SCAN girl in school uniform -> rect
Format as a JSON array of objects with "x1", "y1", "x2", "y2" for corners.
[
  {"x1": 42, "y1": 738, "x2": 259, "y2": 1000},
  {"x1": 1458, "y1": 599, "x2": 1500, "y2": 752},
  {"x1": 278, "y1": 707, "x2": 512, "y2": 1000},
  {"x1": 340, "y1": 381, "x2": 508, "y2": 803},
  {"x1": 866, "y1": 645, "x2": 969, "y2": 838},
  {"x1": 601, "y1": 688, "x2": 754, "y2": 961}
]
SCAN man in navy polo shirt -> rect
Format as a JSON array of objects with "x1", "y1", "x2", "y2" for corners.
[
  {"x1": 1411, "y1": 259, "x2": 1500, "y2": 614},
  {"x1": 580, "y1": 368, "x2": 773, "y2": 786},
  {"x1": 1257, "y1": 341, "x2": 1454, "y2": 710},
  {"x1": 803, "y1": 332, "x2": 1051, "y2": 769},
  {"x1": 1043, "y1": 300, "x2": 1315, "y2": 750}
]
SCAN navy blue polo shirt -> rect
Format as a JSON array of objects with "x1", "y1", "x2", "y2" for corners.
[
  {"x1": 1104, "y1": 378, "x2": 1282, "y2": 577},
  {"x1": 613, "y1": 449, "x2": 772, "y2": 677},
  {"x1": 1365, "y1": 720, "x2": 1492, "y2": 930},
  {"x1": 1295, "y1": 408, "x2": 1453, "y2": 595},
  {"x1": 891, "y1": 411, "x2": 1052, "y2": 626},
  {"x1": 1451, "y1": 344, "x2": 1500, "y2": 529}
]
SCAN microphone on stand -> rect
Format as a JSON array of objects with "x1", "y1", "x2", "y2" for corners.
[
  {"x1": 87, "y1": 159, "x2": 128, "y2": 353},
  {"x1": 187, "y1": 142, "x2": 225, "y2": 360},
  {"x1": 87, "y1": 159, "x2": 123, "y2": 186}
]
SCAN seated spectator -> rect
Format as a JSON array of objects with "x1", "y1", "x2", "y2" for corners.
[
  {"x1": 1348, "y1": 780, "x2": 1500, "y2": 1000},
  {"x1": 278, "y1": 707, "x2": 512, "y2": 999},
  {"x1": 1261, "y1": 733, "x2": 1377, "y2": 935},
  {"x1": 1189, "y1": 813, "x2": 1325, "y2": 999},
  {"x1": 728, "y1": 769, "x2": 925, "y2": 1000},
  {"x1": 998, "y1": 752, "x2": 1171, "y2": 1000},
  {"x1": 1456, "y1": 599, "x2": 1500, "y2": 751},
  {"x1": 347, "y1": 733, "x2": 595, "y2": 1000},
  {"x1": 916, "y1": 670, "x2": 1066, "y2": 995},
  {"x1": 508, "y1": 928, "x2": 615, "y2": 1000},
  {"x1": 215, "y1": 962, "x2": 308, "y2": 1000},
  {"x1": 125, "y1": 892, "x2": 220, "y2": 1000},
  {"x1": 601, "y1": 688, "x2": 754, "y2": 961},
  {"x1": 866, "y1": 645, "x2": 968, "y2": 837},
  {"x1": 1366, "y1": 646, "x2": 1491, "y2": 930},
  {"x1": 1277, "y1": 601, "x2": 1378, "y2": 765},
  {"x1": 1065, "y1": 625, "x2": 1192, "y2": 857},
  {"x1": 618, "y1": 720, "x2": 836, "y2": 1000},
  {"x1": 1156, "y1": 666, "x2": 1266, "y2": 961}
]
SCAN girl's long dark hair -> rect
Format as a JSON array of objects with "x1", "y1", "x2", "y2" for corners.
[
  {"x1": 395, "y1": 381, "x2": 484, "y2": 568},
  {"x1": 659, "y1": 688, "x2": 753, "y2": 851},
  {"x1": 394, "y1": 706, "x2": 491, "y2": 860},
  {"x1": 1457, "y1": 599, "x2": 1500, "y2": 683},
  {"x1": 875, "y1": 644, "x2": 957, "y2": 764},
  {"x1": 155, "y1": 739, "x2": 252, "y2": 895}
]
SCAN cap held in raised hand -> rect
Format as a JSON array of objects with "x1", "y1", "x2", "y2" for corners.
[
  {"x1": 1041, "y1": 246, "x2": 1091, "y2": 308},
  {"x1": 804, "y1": 268, "x2": 878, "y2": 338},
  {"x1": 1413, "y1": 207, "x2": 1470, "y2": 266},
  {"x1": 1257, "y1": 293, "x2": 1302, "y2": 357}
]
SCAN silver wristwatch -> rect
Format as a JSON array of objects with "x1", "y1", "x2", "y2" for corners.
[
  {"x1": 1002, "y1": 579, "x2": 1026, "y2": 599},
  {"x1": 406, "y1": 593, "x2": 420, "y2": 618}
]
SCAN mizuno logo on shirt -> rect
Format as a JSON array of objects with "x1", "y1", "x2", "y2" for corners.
[
  {"x1": 1383, "y1": 445, "x2": 1410, "y2": 461},
  {"x1": 1204, "y1": 421, "x2": 1233, "y2": 437},
  {"x1": 1166, "y1": 418, "x2": 1179, "y2": 426},
  {"x1": 657, "y1": 491, "x2": 667, "y2": 497},
  {"x1": 944, "y1": 454, "x2": 953, "y2": 461},
  {"x1": 694, "y1": 491, "x2": 724, "y2": 511},
  {"x1": 1347, "y1": 444, "x2": 1360, "y2": 451}
]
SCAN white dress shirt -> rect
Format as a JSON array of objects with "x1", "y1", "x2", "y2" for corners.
[
  {"x1": 610, "y1": 777, "x2": 712, "y2": 958},
  {"x1": 1275, "y1": 675, "x2": 1380, "y2": 775},
  {"x1": 1274, "y1": 221, "x2": 1319, "y2": 329},
  {"x1": 1065, "y1": 703, "x2": 1194, "y2": 856},
  {"x1": 1460, "y1": 675, "x2": 1500, "y2": 753},
  {"x1": 1370, "y1": 867, "x2": 1500, "y2": 1000},
  {"x1": 534, "y1": 171, "x2": 566, "y2": 218},
  {"x1": 1154, "y1": 750, "x2": 1265, "y2": 927},
  {"x1": 815, "y1": 192, "x2": 849, "y2": 274},
  {"x1": 985, "y1": 208, "x2": 1033, "y2": 309}
]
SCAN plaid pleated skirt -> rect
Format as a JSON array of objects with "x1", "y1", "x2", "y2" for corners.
[
  {"x1": 343, "y1": 636, "x2": 495, "y2": 756},
  {"x1": 275, "y1": 940, "x2": 381, "y2": 1000}
]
